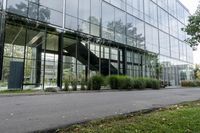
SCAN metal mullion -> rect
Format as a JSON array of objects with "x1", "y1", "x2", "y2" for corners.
[{"x1": 42, "y1": 26, "x2": 47, "y2": 90}]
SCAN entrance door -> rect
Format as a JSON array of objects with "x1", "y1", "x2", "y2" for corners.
[{"x1": 8, "y1": 61, "x2": 23, "y2": 89}]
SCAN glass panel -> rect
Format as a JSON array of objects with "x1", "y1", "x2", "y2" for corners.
[
  {"x1": 159, "y1": 31, "x2": 170, "y2": 56},
  {"x1": 158, "y1": 7, "x2": 169, "y2": 33},
  {"x1": 91, "y1": 0, "x2": 101, "y2": 25},
  {"x1": 28, "y1": 2, "x2": 39, "y2": 20},
  {"x1": 145, "y1": 24, "x2": 159, "y2": 53},
  {"x1": 158, "y1": 0, "x2": 168, "y2": 11},
  {"x1": 127, "y1": 0, "x2": 144, "y2": 20},
  {"x1": 111, "y1": 0, "x2": 126, "y2": 10},
  {"x1": 102, "y1": 2, "x2": 115, "y2": 41},
  {"x1": 39, "y1": 0, "x2": 63, "y2": 12},
  {"x1": 65, "y1": 15, "x2": 77, "y2": 30},
  {"x1": 0, "y1": 0, "x2": 2, "y2": 9},
  {"x1": 7, "y1": 0, "x2": 28, "y2": 17},
  {"x1": 79, "y1": 20, "x2": 90, "y2": 34},
  {"x1": 115, "y1": 8, "x2": 126, "y2": 44},
  {"x1": 66, "y1": 0, "x2": 78, "y2": 17},
  {"x1": 144, "y1": 0, "x2": 158, "y2": 27},
  {"x1": 91, "y1": 24, "x2": 100, "y2": 37},
  {"x1": 39, "y1": 6, "x2": 63, "y2": 27},
  {"x1": 169, "y1": 15, "x2": 178, "y2": 38},
  {"x1": 24, "y1": 25, "x2": 46, "y2": 89},
  {"x1": 79, "y1": 0, "x2": 90, "y2": 21},
  {"x1": 177, "y1": 2, "x2": 185, "y2": 24},
  {"x1": 170, "y1": 36, "x2": 179, "y2": 59},
  {"x1": 2, "y1": 20, "x2": 27, "y2": 89},
  {"x1": 168, "y1": 0, "x2": 177, "y2": 17}
]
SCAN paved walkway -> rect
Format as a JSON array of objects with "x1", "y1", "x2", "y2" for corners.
[{"x1": 0, "y1": 88, "x2": 200, "y2": 133}]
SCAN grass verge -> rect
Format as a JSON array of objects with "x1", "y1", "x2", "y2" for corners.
[
  {"x1": 0, "y1": 89, "x2": 38, "y2": 94},
  {"x1": 57, "y1": 100, "x2": 200, "y2": 133}
]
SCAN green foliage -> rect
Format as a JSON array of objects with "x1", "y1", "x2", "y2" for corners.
[
  {"x1": 144, "y1": 78, "x2": 153, "y2": 88},
  {"x1": 107, "y1": 76, "x2": 160, "y2": 90},
  {"x1": 108, "y1": 75, "x2": 120, "y2": 90},
  {"x1": 0, "y1": 89, "x2": 37, "y2": 94},
  {"x1": 44, "y1": 87, "x2": 57, "y2": 92},
  {"x1": 71, "y1": 81, "x2": 77, "y2": 91},
  {"x1": 118, "y1": 76, "x2": 133, "y2": 90},
  {"x1": 63, "y1": 80, "x2": 69, "y2": 91},
  {"x1": 88, "y1": 75, "x2": 104, "y2": 90},
  {"x1": 183, "y1": 8, "x2": 200, "y2": 47},
  {"x1": 181, "y1": 80, "x2": 200, "y2": 87},
  {"x1": 108, "y1": 75, "x2": 134, "y2": 90},
  {"x1": 194, "y1": 65, "x2": 200, "y2": 80},
  {"x1": 133, "y1": 78, "x2": 146, "y2": 90},
  {"x1": 80, "y1": 79, "x2": 86, "y2": 91},
  {"x1": 151, "y1": 79, "x2": 161, "y2": 90}
]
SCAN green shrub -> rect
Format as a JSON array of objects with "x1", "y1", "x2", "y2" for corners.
[
  {"x1": 118, "y1": 76, "x2": 133, "y2": 90},
  {"x1": 133, "y1": 78, "x2": 146, "y2": 90},
  {"x1": 63, "y1": 80, "x2": 69, "y2": 91},
  {"x1": 44, "y1": 87, "x2": 57, "y2": 92},
  {"x1": 88, "y1": 75, "x2": 104, "y2": 90},
  {"x1": 151, "y1": 79, "x2": 161, "y2": 90},
  {"x1": 80, "y1": 80, "x2": 86, "y2": 91},
  {"x1": 181, "y1": 81, "x2": 188, "y2": 87},
  {"x1": 108, "y1": 75, "x2": 134, "y2": 90},
  {"x1": 181, "y1": 80, "x2": 200, "y2": 87},
  {"x1": 108, "y1": 76, "x2": 162, "y2": 90},
  {"x1": 108, "y1": 75, "x2": 120, "y2": 89},
  {"x1": 196, "y1": 80, "x2": 200, "y2": 87},
  {"x1": 71, "y1": 81, "x2": 77, "y2": 91},
  {"x1": 144, "y1": 78, "x2": 153, "y2": 88}
]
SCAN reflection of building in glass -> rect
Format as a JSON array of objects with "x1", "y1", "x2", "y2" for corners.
[{"x1": 0, "y1": 0, "x2": 193, "y2": 90}]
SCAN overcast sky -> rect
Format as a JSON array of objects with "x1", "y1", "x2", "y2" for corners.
[{"x1": 180, "y1": 0, "x2": 200, "y2": 64}]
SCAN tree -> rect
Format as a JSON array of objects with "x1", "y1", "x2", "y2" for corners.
[
  {"x1": 183, "y1": 4, "x2": 200, "y2": 47},
  {"x1": 194, "y1": 64, "x2": 200, "y2": 80}
]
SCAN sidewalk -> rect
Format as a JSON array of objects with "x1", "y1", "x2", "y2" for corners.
[{"x1": 0, "y1": 88, "x2": 199, "y2": 133}]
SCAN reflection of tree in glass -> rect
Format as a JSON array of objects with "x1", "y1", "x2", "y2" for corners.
[
  {"x1": 79, "y1": 16, "x2": 100, "y2": 33},
  {"x1": 90, "y1": 16, "x2": 100, "y2": 25},
  {"x1": 8, "y1": 1, "x2": 50, "y2": 22},
  {"x1": 107, "y1": 20, "x2": 145, "y2": 46}
]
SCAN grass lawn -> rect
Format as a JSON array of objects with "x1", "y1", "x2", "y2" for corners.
[
  {"x1": 58, "y1": 101, "x2": 200, "y2": 133},
  {"x1": 0, "y1": 89, "x2": 39, "y2": 94}
]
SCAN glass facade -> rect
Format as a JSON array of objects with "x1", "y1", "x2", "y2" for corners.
[{"x1": 0, "y1": 0, "x2": 194, "y2": 90}]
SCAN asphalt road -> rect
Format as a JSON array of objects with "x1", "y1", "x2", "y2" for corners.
[{"x1": 0, "y1": 88, "x2": 200, "y2": 133}]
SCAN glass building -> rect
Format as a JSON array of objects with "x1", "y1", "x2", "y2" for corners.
[{"x1": 0, "y1": 0, "x2": 194, "y2": 90}]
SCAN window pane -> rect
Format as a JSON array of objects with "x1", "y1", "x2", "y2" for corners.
[
  {"x1": 115, "y1": 8, "x2": 126, "y2": 44},
  {"x1": 127, "y1": 0, "x2": 144, "y2": 20},
  {"x1": 28, "y1": 2, "x2": 39, "y2": 20},
  {"x1": 145, "y1": 24, "x2": 159, "y2": 53},
  {"x1": 159, "y1": 31, "x2": 170, "y2": 56},
  {"x1": 0, "y1": 0, "x2": 2, "y2": 9},
  {"x1": 102, "y1": 2, "x2": 114, "y2": 41},
  {"x1": 39, "y1": 0, "x2": 63, "y2": 12},
  {"x1": 65, "y1": 15, "x2": 77, "y2": 30},
  {"x1": 7, "y1": 0, "x2": 28, "y2": 17},
  {"x1": 158, "y1": 7, "x2": 169, "y2": 33},
  {"x1": 79, "y1": 0, "x2": 90, "y2": 21},
  {"x1": 144, "y1": 0, "x2": 157, "y2": 27},
  {"x1": 66, "y1": 0, "x2": 78, "y2": 17},
  {"x1": 39, "y1": 6, "x2": 63, "y2": 27},
  {"x1": 91, "y1": 0, "x2": 101, "y2": 25}
]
